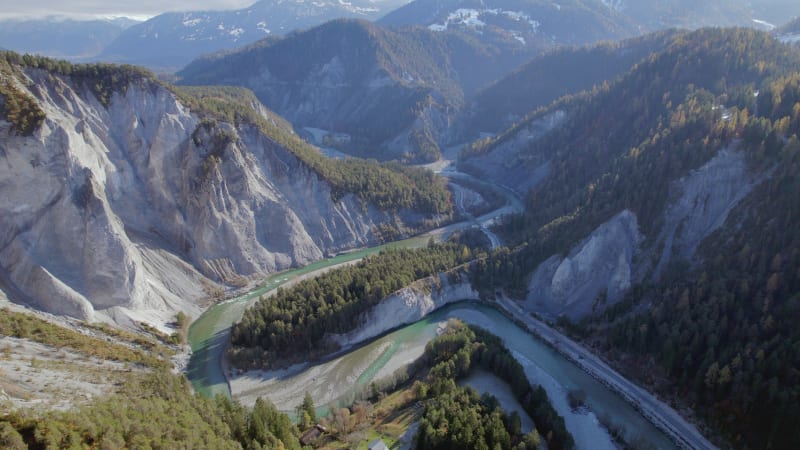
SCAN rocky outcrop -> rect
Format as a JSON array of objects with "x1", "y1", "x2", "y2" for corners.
[
  {"x1": 523, "y1": 149, "x2": 758, "y2": 320},
  {"x1": 525, "y1": 210, "x2": 642, "y2": 320},
  {"x1": 0, "y1": 67, "x2": 415, "y2": 330},
  {"x1": 651, "y1": 147, "x2": 757, "y2": 278},
  {"x1": 331, "y1": 269, "x2": 478, "y2": 347}
]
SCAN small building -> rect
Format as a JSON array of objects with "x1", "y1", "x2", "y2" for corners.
[{"x1": 368, "y1": 439, "x2": 389, "y2": 450}]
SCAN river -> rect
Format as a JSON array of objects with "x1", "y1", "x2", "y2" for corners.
[
  {"x1": 186, "y1": 167, "x2": 677, "y2": 449},
  {"x1": 229, "y1": 302, "x2": 676, "y2": 450},
  {"x1": 187, "y1": 234, "x2": 431, "y2": 398},
  {"x1": 186, "y1": 167, "x2": 520, "y2": 399}
]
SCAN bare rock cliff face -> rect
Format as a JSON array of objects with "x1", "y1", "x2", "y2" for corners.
[
  {"x1": 331, "y1": 270, "x2": 478, "y2": 347},
  {"x1": 523, "y1": 148, "x2": 758, "y2": 320},
  {"x1": 459, "y1": 110, "x2": 565, "y2": 195},
  {"x1": 651, "y1": 147, "x2": 756, "y2": 278},
  {"x1": 525, "y1": 210, "x2": 642, "y2": 320},
  {"x1": 0, "y1": 69, "x2": 403, "y2": 330}
]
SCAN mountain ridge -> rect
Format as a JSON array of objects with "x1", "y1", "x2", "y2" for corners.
[
  {"x1": 98, "y1": 0, "x2": 411, "y2": 69},
  {"x1": 178, "y1": 19, "x2": 539, "y2": 162},
  {"x1": 462, "y1": 27, "x2": 800, "y2": 448},
  {"x1": 0, "y1": 52, "x2": 450, "y2": 330},
  {"x1": 0, "y1": 17, "x2": 138, "y2": 60}
]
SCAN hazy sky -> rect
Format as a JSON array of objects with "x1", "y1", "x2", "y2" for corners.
[{"x1": 0, "y1": 0, "x2": 256, "y2": 20}]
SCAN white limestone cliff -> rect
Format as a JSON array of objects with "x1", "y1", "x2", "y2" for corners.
[
  {"x1": 525, "y1": 210, "x2": 642, "y2": 320},
  {"x1": 331, "y1": 270, "x2": 478, "y2": 347},
  {"x1": 0, "y1": 67, "x2": 416, "y2": 331}
]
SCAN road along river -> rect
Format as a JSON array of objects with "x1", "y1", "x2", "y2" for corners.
[
  {"x1": 186, "y1": 168, "x2": 711, "y2": 449},
  {"x1": 230, "y1": 302, "x2": 677, "y2": 450}
]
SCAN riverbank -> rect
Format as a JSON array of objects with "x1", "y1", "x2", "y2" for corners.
[
  {"x1": 494, "y1": 295, "x2": 716, "y2": 450},
  {"x1": 186, "y1": 166, "x2": 526, "y2": 399}
]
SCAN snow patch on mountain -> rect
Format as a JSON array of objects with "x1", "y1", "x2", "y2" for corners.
[
  {"x1": 182, "y1": 17, "x2": 204, "y2": 27},
  {"x1": 600, "y1": 0, "x2": 625, "y2": 12},
  {"x1": 751, "y1": 19, "x2": 776, "y2": 30},
  {"x1": 428, "y1": 8, "x2": 540, "y2": 33}
]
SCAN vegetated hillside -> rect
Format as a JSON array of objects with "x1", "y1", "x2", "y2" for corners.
[
  {"x1": 415, "y1": 321, "x2": 571, "y2": 449},
  {"x1": 0, "y1": 17, "x2": 137, "y2": 60},
  {"x1": 230, "y1": 242, "x2": 474, "y2": 368},
  {"x1": 179, "y1": 19, "x2": 538, "y2": 162},
  {"x1": 379, "y1": 0, "x2": 639, "y2": 47},
  {"x1": 601, "y1": 0, "x2": 770, "y2": 29},
  {"x1": 453, "y1": 29, "x2": 680, "y2": 139},
  {"x1": 460, "y1": 28, "x2": 800, "y2": 447},
  {"x1": 0, "y1": 52, "x2": 450, "y2": 330},
  {"x1": 98, "y1": 0, "x2": 410, "y2": 70},
  {"x1": 0, "y1": 308, "x2": 300, "y2": 449}
]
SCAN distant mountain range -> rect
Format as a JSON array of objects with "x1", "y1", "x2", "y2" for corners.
[
  {"x1": 597, "y1": 0, "x2": 797, "y2": 30},
  {"x1": 381, "y1": 0, "x2": 800, "y2": 40},
  {"x1": 1, "y1": 0, "x2": 797, "y2": 71},
  {"x1": 379, "y1": 0, "x2": 639, "y2": 47},
  {"x1": 98, "y1": 0, "x2": 410, "y2": 70},
  {"x1": 178, "y1": 19, "x2": 542, "y2": 162},
  {"x1": 0, "y1": 17, "x2": 138, "y2": 60}
]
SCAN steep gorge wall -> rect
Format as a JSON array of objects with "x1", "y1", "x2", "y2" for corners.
[
  {"x1": 0, "y1": 68, "x2": 410, "y2": 330},
  {"x1": 525, "y1": 210, "x2": 642, "y2": 320},
  {"x1": 331, "y1": 269, "x2": 479, "y2": 347},
  {"x1": 523, "y1": 147, "x2": 760, "y2": 320}
]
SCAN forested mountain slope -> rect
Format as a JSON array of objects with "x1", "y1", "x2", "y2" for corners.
[
  {"x1": 461, "y1": 28, "x2": 800, "y2": 448},
  {"x1": 0, "y1": 52, "x2": 450, "y2": 330},
  {"x1": 452, "y1": 30, "x2": 680, "y2": 139},
  {"x1": 378, "y1": 0, "x2": 800, "y2": 43},
  {"x1": 178, "y1": 19, "x2": 540, "y2": 162},
  {"x1": 379, "y1": 0, "x2": 638, "y2": 48}
]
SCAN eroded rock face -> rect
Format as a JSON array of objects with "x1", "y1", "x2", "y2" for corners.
[
  {"x1": 652, "y1": 147, "x2": 756, "y2": 278},
  {"x1": 331, "y1": 270, "x2": 478, "y2": 347},
  {"x1": 523, "y1": 148, "x2": 759, "y2": 320},
  {"x1": 525, "y1": 210, "x2": 642, "y2": 320},
  {"x1": 0, "y1": 68, "x2": 408, "y2": 330}
]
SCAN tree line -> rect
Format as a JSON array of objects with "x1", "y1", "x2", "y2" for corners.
[
  {"x1": 462, "y1": 28, "x2": 800, "y2": 448},
  {"x1": 415, "y1": 320, "x2": 573, "y2": 450},
  {"x1": 0, "y1": 370, "x2": 302, "y2": 450},
  {"x1": 230, "y1": 243, "x2": 474, "y2": 369},
  {"x1": 0, "y1": 51, "x2": 453, "y2": 216}
]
